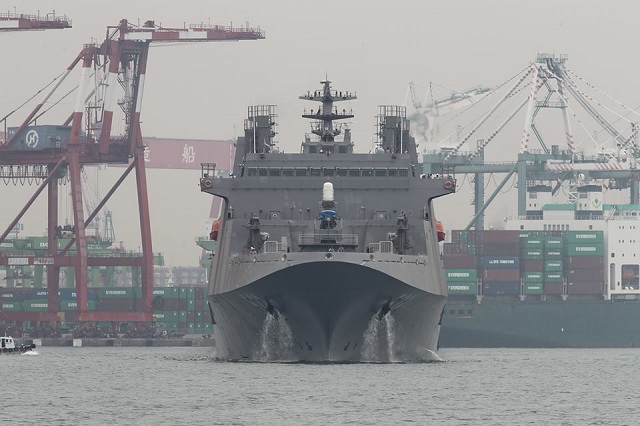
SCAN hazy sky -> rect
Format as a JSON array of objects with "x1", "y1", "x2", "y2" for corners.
[{"x1": 2, "y1": 0, "x2": 639, "y2": 266}]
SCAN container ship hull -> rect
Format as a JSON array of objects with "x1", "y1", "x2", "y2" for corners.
[
  {"x1": 209, "y1": 257, "x2": 445, "y2": 361},
  {"x1": 441, "y1": 298, "x2": 640, "y2": 348}
]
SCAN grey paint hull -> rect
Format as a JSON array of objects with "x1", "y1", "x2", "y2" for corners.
[{"x1": 209, "y1": 256, "x2": 445, "y2": 362}]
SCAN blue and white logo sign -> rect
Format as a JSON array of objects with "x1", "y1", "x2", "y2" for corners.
[{"x1": 25, "y1": 130, "x2": 39, "y2": 148}]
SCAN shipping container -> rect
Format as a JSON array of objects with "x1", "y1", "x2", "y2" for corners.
[
  {"x1": 566, "y1": 256, "x2": 604, "y2": 268},
  {"x1": 521, "y1": 238, "x2": 544, "y2": 249},
  {"x1": 544, "y1": 272, "x2": 564, "y2": 283},
  {"x1": 565, "y1": 231, "x2": 604, "y2": 244},
  {"x1": 523, "y1": 272, "x2": 543, "y2": 282},
  {"x1": 477, "y1": 230, "x2": 520, "y2": 244},
  {"x1": 97, "y1": 298, "x2": 135, "y2": 311},
  {"x1": 544, "y1": 249, "x2": 563, "y2": 259},
  {"x1": 521, "y1": 259, "x2": 544, "y2": 271},
  {"x1": 567, "y1": 268, "x2": 604, "y2": 282},
  {"x1": 446, "y1": 282, "x2": 477, "y2": 295},
  {"x1": 544, "y1": 260, "x2": 563, "y2": 272},
  {"x1": 480, "y1": 256, "x2": 520, "y2": 269},
  {"x1": 96, "y1": 287, "x2": 135, "y2": 298},
  {"x1": 524, "y1": 283, "x2": 543, "y2": 295},
  {"x1": 483, "y1": 269, "x2": 520, "y2": 282},
  {"x1": 477, "y1": 243, "x2": 520, "y2": 256},
  {"x1": 567, "y1": 281, "x2": 603, "y2": 295},
  {"x1": 482, "y1": 281, "x2": 520, "y2": 296},
  {"x1": 153, "y1": 311, "x2": 181, "y2": 322},
  {"x1": 521, "y1": 249, "x2": 543, "y2": 260},
  {"x1": 445, "y1": 269, "x2": 477, "y2": 281},
  {"x1": 0, "y1": 290, "x2": 29, "y2": 301},
  {"x1": 544, "y1": 238, "x2": 563, "y2": 248},
  {"x1": 0, "y1": 302, "x2": 23, "y2": 311},
  {"x1": 566, "y1": 244, "x2": 604, "y2": 257},
  {"x1": 442, "y1": 254, "x2": 477, "y2": 269},
  {"x1": 544, "y1": 282, "x2": 564, "y2": 295},
  {"x1": 23, "y1": 300, "x2": 49, "y2": 312},
  {"x1": 152, "y1": 287, "x2": 180, "y2": 298}
]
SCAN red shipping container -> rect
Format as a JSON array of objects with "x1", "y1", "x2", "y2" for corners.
[
  {"x1": 521, "y1": 259, "x2": 544, "y2": 272},
  {"x1": 477, "y1": 243, "x2": 520, "y2": 256},
  {"x1": 477, "y1": 230, "x2": 520, "y2": 244},
  {"x1": 566, "y1": 256, "x2": 604, "y2": 268},
  {"x1": 544, "y1": 282, "x2": 564, "y2": 295},
  {"x1": 442, "y1": 254, "x2": 477, "y2": 269},
  {"x1": 483, "y1": 268, "x2": 520, "y2": 282},
  {"x1": 567, "y1": 269, "x2": 604, "y2": 282},
  {"x1": 567, "y1": 281, "x2": 603, "y2": 295}
]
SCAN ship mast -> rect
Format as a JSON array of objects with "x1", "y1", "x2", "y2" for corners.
[{"x1": 300, "y1": 80, "x2": 356, "y2": 152}]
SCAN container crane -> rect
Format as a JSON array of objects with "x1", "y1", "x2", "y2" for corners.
[
  {"x1": 422, "y1": 54, "x2": 640, "y2": 231},
  {"x1": 0, "y1": 19, "x2": 264, "y2": 326},
  {"x1": 0, "y1": 11, "x2": 71, "y2": 31}
]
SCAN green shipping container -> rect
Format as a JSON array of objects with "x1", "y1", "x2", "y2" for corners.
[
  {"x1": 153, "y1": 311, "x2": 180, "y2": 322},
  {"x1": 97, "y1": 288, "x2": 134, "y2": 298},
  {"x1": 153, "y1": 287, "x2": 180, "y2": 298},
  {"x1": 524, "y1": 272, "x2": 543, "y2": 282},
  {"x1": 545, "y1": 249, "x2": 563, "y2": 259},
  {"x1": 1, "y1": 302, "x2": 23, "y2": 311},
  {"x1": 446, "y1": 282, "x2": 477, "y2": 295},
  {"x1": 522, "y1": 249, "x2": 543, "y2": 260},
  {"x1": 445, "y1": 269, "x2": 477, "y2": 281},
  {"x1": 545, "y1": 272, "x2": 564, "y2": 283},
  {"x1": 544, "y1": 260, "x2": 563, "y2": 272},
  {"x1": 565, "y1": 231, "x2": 604, "y2": 244},
  {"x1": 544, "y1": 238, "x2": 563, "y2": 248},
  {"x1": 522, "y1": 239, "x2": 543, "y2": 249},
  {"x1": 23, "y1": 300, "x2": 48, "y2": 312},
  {"x1": 566, "y1": 244, "x2": 604, "y2": 256},
  {"x1": 524, "y1": 283, "x2": 543, "y2": 295}
]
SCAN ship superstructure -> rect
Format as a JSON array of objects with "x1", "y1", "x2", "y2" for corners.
[{"x1": 200, "y1": 80, "x2": 455, "y2": 361}]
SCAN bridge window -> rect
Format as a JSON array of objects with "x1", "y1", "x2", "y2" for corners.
[
  {"x1": 375, "y1": 169, "x2": 387, "y2": 177},
  {"x1": 295, "y1": 168, "x2": 308, "y2": 177},
  {"x1": 282, "y1": 168, "x2": 294, "y2": 177},
  {"x1": 268, "y1": 168, "x2": 281, "y2": 177},
  {"x1": 348, "y1": 168, "x2": 360, "y2": 177},
  {"x1": 258, "y1": 168, "x2": 268, "y2": 176},
  {"x1": 336, "y1": 168, "x2": 348, "y2": 177},
  {"x1": 323, "y1": 167, "x2": 335, "y2": 177},
  {"x1": 310, "y1": 168, "x2": 322, "y2": 177},
  {"x1": 248, "y1": 168, "x2": 258, "y2": 176},
  {"x1": 388, "y1": 168, "x2": 398, "y2": 177},
  {"x1": 398, "y1": 168, "x2": 409, "y2": 177},
  {"x1": 362, "y1": 168, "x2": 374, "y2": 177}
]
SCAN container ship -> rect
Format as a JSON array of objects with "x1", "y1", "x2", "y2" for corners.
[
  {"x1": 439, "y1": 184, "x2": 640, "y2": 347},
  {"x1": 199, "y1": 80, "x2": 455, "y2": 362}
]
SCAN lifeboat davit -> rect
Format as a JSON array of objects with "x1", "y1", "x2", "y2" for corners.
[
  {"x1": 210, "y1": 219, "x2": 220, "y2": 240},
  {"x1": 436, "y1": 220, "x2": 445, "y2": 242}
]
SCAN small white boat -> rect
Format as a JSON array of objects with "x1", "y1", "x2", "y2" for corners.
[{"x1": 0, "y1": 336, "x2": 36, "y2": 354}]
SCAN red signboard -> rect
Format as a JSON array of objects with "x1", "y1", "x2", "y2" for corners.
[{"x1": 112, "y1": 137, "x2": 236, "y2": 170}]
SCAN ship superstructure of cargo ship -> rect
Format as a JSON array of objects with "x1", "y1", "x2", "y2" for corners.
[{"x1": 199, "y1": 80, "x2": 455, "y2": 361}]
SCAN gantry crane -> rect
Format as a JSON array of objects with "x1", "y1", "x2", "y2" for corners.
[
  {"x1": 421, "y1": 53, "x2": 640, "y2": 231},
  {"x1": 0, "y1": 19, "x2": 264, "y2": 325}
]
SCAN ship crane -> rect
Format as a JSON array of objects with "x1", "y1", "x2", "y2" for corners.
[
  {"x1": 422, "y1": 53, "x2": 640, "y2": 231},
  {"x1": 0, "y1": 19, "x2": 264, "y2": 325}
]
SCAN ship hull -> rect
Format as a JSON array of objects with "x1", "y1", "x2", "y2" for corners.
[
  {"x1": 441, "y1": 297, "x2": 640, "y2": 348},
  {"x1": 209, "y1": 260, "x2": 445, "y2": 362}
]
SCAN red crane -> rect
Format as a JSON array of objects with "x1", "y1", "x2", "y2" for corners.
[{"x1": 0, "y1": 19, "x2": 264, "y2": 325}]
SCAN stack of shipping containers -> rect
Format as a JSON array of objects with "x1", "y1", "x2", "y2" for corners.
[
  {"x1": 441, "y1": 229, "x2": 607, "y2": 299},
  {"x1": 0, "y1": 286, "x2": 212, "y2": 334},
  {"x1": 565, "y1": 230, "x2": 605, "y2": 295}
]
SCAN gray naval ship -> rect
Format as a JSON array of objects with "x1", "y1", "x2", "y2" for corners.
[{"x1": 199, "y1": 80, "x2": 455, "y2": 362}]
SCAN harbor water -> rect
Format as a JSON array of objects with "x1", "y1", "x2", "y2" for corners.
[{"x1": 5, "y1": 347, "x2": 640, "y2": 425}]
